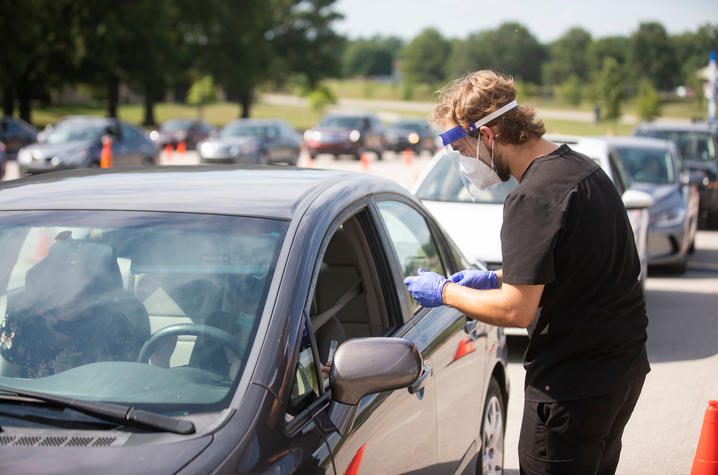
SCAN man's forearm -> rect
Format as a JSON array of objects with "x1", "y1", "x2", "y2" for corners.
[{"x1": 441, "y1": 279, "x2": 542, "y2": 328}]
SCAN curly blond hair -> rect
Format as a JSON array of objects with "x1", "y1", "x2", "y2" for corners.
[{"x1": 431, "y1": 70, "x2": 545, "y2": 145}]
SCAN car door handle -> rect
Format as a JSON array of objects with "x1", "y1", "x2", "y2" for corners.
[
  {"x1": 408, "y1": 365, "x2": 432, "y2": 394},
  {"x1": 464, "y1": 319, "x2": 477, "y2": 334}
]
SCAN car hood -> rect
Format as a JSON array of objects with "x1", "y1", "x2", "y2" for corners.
[
  {"x1": 21, "y1": 141, "x2": 95, "y2": 157},
  {"x1": 632, "y1": 183, "x2": 678, "y2": 204},
  {"x1": 310, "y1": 127, "x2": 352, "y2": 137},
  {"x1": 422, "y1": 200, "x2": 504, "y2": 265},
  {"x1": 386, "y1": 128, "x2": 415, "y2": 138}
]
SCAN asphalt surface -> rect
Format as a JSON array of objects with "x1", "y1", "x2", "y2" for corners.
[{"x1": 3, "y1": 149, "x2": 717, "y2": 474}]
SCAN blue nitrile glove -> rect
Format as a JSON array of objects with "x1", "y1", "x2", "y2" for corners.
[
  {"x1": 449, "y1": 269, "x2": 498, "y2": 290},
  {"x1": 403, "y1": 268, "x2": 448, "y2": 307}
]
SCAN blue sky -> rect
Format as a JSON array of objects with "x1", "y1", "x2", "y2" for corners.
[{"x1": 334, "y1": 0, "x2": 718, "y2": 43}]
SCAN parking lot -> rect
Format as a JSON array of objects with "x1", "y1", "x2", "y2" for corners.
[{"x1": 3, "y1": 149, "x2": 717, "y2": 473}]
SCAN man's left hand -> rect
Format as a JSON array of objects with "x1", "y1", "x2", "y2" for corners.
[{"x1": 403, "y1": 268, "x2": 448, "y2": 307}]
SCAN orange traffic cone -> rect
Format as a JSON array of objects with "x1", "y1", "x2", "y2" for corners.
[
  {"x1": 691, "y1": 400, "x2": 718, "y2": 475},
  {"x1": 403, "y1": 148, "x2": 413, "y2": 166},
  {"x1": 345, "y1": 444, "x2": 366, "y2": 475},
  {"x1": 164, "y1": 144, "x2": 173, "y2": 164},
  {"x1": 452, "y1": 337, "x2": 476, "y2": 362},
  {"x1": 360, "y1": 152, "x2": 369, "y2": 172},
  {"x1": 100, "y1": 137, "x2": 113, "y2": 168},
  {"x1": 176, "y1": 141, "x2": 186, "y2": 156}
]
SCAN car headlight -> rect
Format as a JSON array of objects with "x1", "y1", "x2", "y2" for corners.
[
  {"x1": 408, "y1": 132, "x2": 420, "y2": 144},
  {"x1": 17, "y1": 149, "x2": 31, "y2": 164},
  {"x1": 349, "y1": 130, "x2": 361, "y2": 142},
  {"x1": 652, "y1": 206, "x2": 686, "y2": 227},
  {"x1": 199, "y1": 142, "x2": 216, "y2": 156},
  {"x1": 149, "y1": 130, "x2": 159, "y2": 141},
  {"x1": 304, "y1": 130, "x2": 321, "y2": 141}
]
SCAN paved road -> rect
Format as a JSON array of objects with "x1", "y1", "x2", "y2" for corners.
[{"x1": 3, "y1": 150, "x2": 717, "y2": 474}]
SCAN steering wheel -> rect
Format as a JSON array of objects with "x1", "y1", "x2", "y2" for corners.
[{"x1": 138, "y1": 323, "x2": 242, "y2": 364}]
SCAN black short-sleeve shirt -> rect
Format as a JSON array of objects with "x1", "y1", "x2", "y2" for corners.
[{"x1": 501, "y1": 144, "x2": 650, "y2": 402}]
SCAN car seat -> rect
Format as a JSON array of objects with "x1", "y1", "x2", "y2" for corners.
[{"x1": 20, "y1": 234, "x2": 149, "y2": 341}]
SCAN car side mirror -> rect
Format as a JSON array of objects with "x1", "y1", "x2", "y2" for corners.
[
  {"x1": 328, "y1": 337, "x2": 422, "y2": 436},
  {"x1": 622, "y1": 189, "x2": 654, "y2": 210}
]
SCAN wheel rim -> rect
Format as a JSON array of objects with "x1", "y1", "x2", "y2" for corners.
[{"x1": 481, "y1": 395, "x2": 504, "y2": 475}]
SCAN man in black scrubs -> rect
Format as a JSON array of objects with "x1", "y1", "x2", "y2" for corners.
[{"x1": 404, "y1": 70, "x2": 649, "y2": 474}]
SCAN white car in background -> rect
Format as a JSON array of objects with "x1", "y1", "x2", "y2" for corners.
[{"x1": 412, "y1": 136, "x2": 653, "y2": 335}]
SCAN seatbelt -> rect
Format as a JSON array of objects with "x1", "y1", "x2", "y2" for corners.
[{"x1": 311, "y1": 282, "x2": 362, "y2": 330}]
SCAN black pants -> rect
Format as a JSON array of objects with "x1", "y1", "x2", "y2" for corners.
[{"x1": 518, "y1": 374, "x2": 646, "y2": 475}]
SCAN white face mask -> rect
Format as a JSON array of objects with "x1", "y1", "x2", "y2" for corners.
[{"x1": 447, "y1": 140, "x2": 500, "y2": 200}]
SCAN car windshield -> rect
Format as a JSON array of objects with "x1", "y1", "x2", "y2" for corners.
[
  {"x1": 636, "y1": 129, "x2": 715, "y2": 163},
  {"x1": 44, "y1": 121, "x2": 105, "y2": 144},
  {"x1": 415, "y1": 152, "x2": 518, "y2": 203},
  {"x1": 160, "y1": 119, "x2": 193, "y2": 131},
  {"x1": 390, "y1": 122, "x2": 423, "y2": 133},
  {"x1": 0, "y1": 210, "x2": 287, "y2": 413},
  {"x1": 615, "y1": 146, "x2": 675, "y2": 185},
  {"x1": 318, "y1": 116, "x2": 365, "y2": 129},
  {"x1": 220, "y1": 124, "x2": 267, "y2": 139}
]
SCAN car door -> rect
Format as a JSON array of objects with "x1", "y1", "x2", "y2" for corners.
[
  {"x1": 309, "y1": 208, "x2": 438, "y2": 473},
  {"x1": 114, "y1": 122, "x2": 145, "y2": 166},
  {"x1": 373, "y1": 198, "x2": 488, "y2": 473}
]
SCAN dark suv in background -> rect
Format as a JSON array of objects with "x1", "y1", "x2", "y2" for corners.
[
  {"x1": 634, "y1": 121, "x2": 718, "y2": 228},
  {"x1": 303, "y1": 111, "x2": 385, "y2": 160}
]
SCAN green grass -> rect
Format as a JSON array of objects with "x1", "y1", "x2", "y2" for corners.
[{"x1": 542, "y1": 119, "x2": 635, "y2": 137}]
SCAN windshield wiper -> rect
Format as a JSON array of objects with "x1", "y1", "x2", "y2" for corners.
[{"x1": 0, "y1": 386, "x2": 195, "y2": 435}]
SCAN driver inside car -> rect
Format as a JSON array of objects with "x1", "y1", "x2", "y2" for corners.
[{"x1": 0, "y1": 232, "x2": 142, "y2": 378}]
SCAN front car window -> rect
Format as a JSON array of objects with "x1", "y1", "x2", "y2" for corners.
[
  {"x1": 0, "y1": 210, "x2": 287, "y2": 412},
  {"x1": 45, "y1": 121, "x2": 105, "y2": 144},
  {"x1": 220, "y1": 124, "x2": 267, "y2": 139},
  {"x1": 615, "y1": 146, "x2": 675, "y2": 185},
  {"x1": 161, "y1": 119, "x2": 193, "y2": 132},
  {"x1": 415, "y1": 153, "x2": 518, "y2": 203},
  {"x1": 636, "y1": 129, "x2": 716, "y2": 163},
  {"x1": 318, "y1": 116, "x2": 363, "y2": 129},
  {"x1": 377, "y1": 201, "x2": 445, "y2": 313}
]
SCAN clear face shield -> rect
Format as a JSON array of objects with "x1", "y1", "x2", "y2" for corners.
[{"x1": 437, "y1": 100, "x2": 518, "y2": 201}]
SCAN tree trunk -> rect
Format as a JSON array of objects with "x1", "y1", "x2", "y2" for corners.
[
  {"x1": 239, "y1": 90, "x2": 252, "y2": 118},
  {"x1": 142, "y1": 82, "x2": 156, "y2": 126},
  {"x1": 2, "y1": 85, "x2": 14, "y2": 117},
  {"x1": 107, "y1": 77, "x2": 119, "y2": 118},
  {"x1": 18, "y1": 82, "x2": 31, "y2": 124}
]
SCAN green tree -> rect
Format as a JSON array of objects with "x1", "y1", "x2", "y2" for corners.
[
  {"x1": 599, "y1": 57, "x2": 624, "y2": 120},
  {"x1": 268, "y1": 0, "x2": 346, "y2": 92},
  {"x1": 489, "y1": 23, "x2": 546, "y2": 84},
  {"x1": 187, "y1": 76, "x2": 217, "y2": 119},
  {"x1": 556, "y1": 74, "x2": 583, "y2": 105},
  {"x1": 400, "y1": 28, "x2": 451, "y2": 86},
  {"x1": 629, "y1": 22, "x2": 679, "y2": 90},
  {"x1": 543, "y1": 27, "x2": 592, "y2": 85},
  {"x1": 636, "y1": 78, "x2": 661, "y2": 120},
  {"x1": 343, "y1": 36, "x2": 402, "y2": 77},
  {"x1": 586, "y1": 36, "x2": 629, "y2": 74}
]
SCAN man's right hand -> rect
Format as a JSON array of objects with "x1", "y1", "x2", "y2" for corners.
[{"x1": 449, "y1": 269, "x2": 498, "y2": 290}]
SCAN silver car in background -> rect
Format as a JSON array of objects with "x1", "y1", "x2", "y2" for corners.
[
  {"x1": 198, "y1": 118, "x2": 301, "y2": 165},
  {"x1": 609, "y1": 136, "x2": 700, "y2": 273}
]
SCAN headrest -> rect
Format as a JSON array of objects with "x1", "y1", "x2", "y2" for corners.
[{"x1": 24, "y1": 235, "x2": 122, "y2": 313}]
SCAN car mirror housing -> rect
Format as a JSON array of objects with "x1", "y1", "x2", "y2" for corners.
[
  {"x1": 622, "y1": 189, "x2": 654, "y2": 210},
  {"x1": 328, "y1": 337, "x2": 422, "y2": 435}
]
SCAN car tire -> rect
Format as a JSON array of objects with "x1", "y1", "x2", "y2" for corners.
[
  {"x1": 478, "y1": 377, "x2": 505, "y2": 475},
  {"x1": 667, "y1": 257, "x2": 688, "y2": 275}
]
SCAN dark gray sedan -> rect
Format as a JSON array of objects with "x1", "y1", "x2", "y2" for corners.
[
  {"x1": 17, "y1": 116, "x2": 158, "y2": 174},
  {"x1": 198, "y1": 118, "x2": 301, "y2": 165},
  {"x1": 0, "y1": 166, "x2": 507, "y2": 474}
]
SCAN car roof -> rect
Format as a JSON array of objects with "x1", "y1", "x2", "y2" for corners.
[
  {"x1": 603, "y1": 135, "x2": 673, "y2": 150},
  {"x1": 635, "y1": 121, "x2": 716, "y2": 133},
  {"x1": 0, "y1": 166, "x2": 404, "y2": 220}
]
